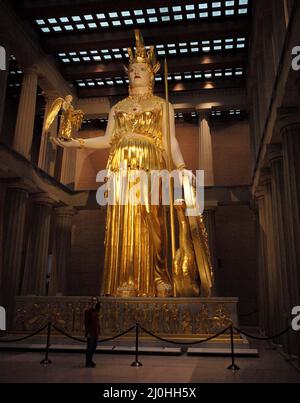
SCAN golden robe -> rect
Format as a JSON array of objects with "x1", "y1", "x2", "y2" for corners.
[{"x1": 101, "y1": 97, "x2": 172, "y2": 297}]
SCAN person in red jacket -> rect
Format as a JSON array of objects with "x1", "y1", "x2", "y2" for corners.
[{"x1": 85, "y1": 296, "x2": 100, "y2": 368}]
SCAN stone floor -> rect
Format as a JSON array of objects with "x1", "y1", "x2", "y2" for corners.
[{"x1": 0, "y1": 339, "x2": 299, "y2": 383}]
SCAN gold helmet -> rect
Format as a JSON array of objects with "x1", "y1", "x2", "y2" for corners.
[{"x1": 127, "y1": 30, "x2": 160, "y2": 75}]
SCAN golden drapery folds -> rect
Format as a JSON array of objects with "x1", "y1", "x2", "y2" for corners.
[
  {"x1": 100, "y1": 95, "x2": 213, "y2": 298},
  {"x1": 101, "y1": 96, "x2": 173, "y2": 298}
]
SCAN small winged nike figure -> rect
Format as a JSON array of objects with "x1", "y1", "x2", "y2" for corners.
[{"x1": 45, "y1": 95, "x2": 84, "y2": 141}]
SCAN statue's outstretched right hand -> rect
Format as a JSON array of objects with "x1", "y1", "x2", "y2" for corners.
[{"x1": 50, "y1": 137, "x2": 80, "y2": 148}]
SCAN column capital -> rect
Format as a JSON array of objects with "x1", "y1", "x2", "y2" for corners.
[
  {"x1": 259, "y1": 168, "x2": 271, "y2": 186},
  {"x1": 254, "y1": 186, "x2": 265, "y2": 200},
  {"x1": 6, "y1": 178, "x2": 36, "y2": 193},
  {"x1": 275, "y1": 108, "x2": 300, "y2": 135},
  {"x1": 196, "y1": 108, "x2": 210, "y2": 120},
  {"x1": 22, "y1": 65, "x2": 39, "y2": 76},
  {"x1": 55, "y1": 206, "x2": 78, "y2": 217},
  {"x1": 266, "y1": 144, "x2": 283, "y2": 164},
  {"x1": 30, "y1": 192, "x2": 56, "y2": 206}
]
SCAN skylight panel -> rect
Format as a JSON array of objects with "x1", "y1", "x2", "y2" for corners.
[
  {"x1": 65, "y1": 25, "x2": 74, "y2": 31},
  {"x1": 100, "y1": 21, "x2": 109, "y2": 27},
  {"x1": 134, "y1": 10, "x2": 143, "y2": 16},
  {"x1": 239, "y1": 0, "x2": 248, "y2": 4},
  {"x1": 212, "y1": 11, "x2": 222, "y2": 16},
  {"x1": 187, "y1": 13, "x2": 196, "y2": 19},
  {"x1": 200, "y1": 12, "x2": 209, "y2": 18},
  {"x1": 112, "y1": 20, "x2": 121, "y2": 26},
  {"x1": 137, "y1": 18, "x2": 146, "y2": 24},
  {"x1": 60, "y1": 17, "x2": 69, "y2": 23},
  {"x1": 149, "y1": 17, "x2": 158, "y2": 22},
  {"x1": 174, "y1": 15, "x2": 183, "y2": 20},
  {"x1": 226, "y1": 10, "x2": 234, "y2": 15},
  {"x1": 96, "y1": 13, "x2": 106, "y2": 19},
  {"x1": 238, "y1": 8, "x2": 248, "y2": 14},
  {"x1": 41, "y1": 27, "x2": 50, "y2": 33},
  {"x1": 146, "y1": 9, "x2": 156, "y2": 14},
  {"x1": 53, "y1": 26, "x2": 62, "y2": 32},
  {"x1": 161, "y1": 16, "x2": 170, "y2": 21},
  {"x1": 186, "y1": 5, "x2": 195, "y2": 10},
  {"x1": 199, "y1": 3, "x2": 208, "y2": 9},
  {"x1": 48, "y1": 18, "x2": 57, "y2": 24},
  {"x1": 121, "y1": 11, "x2": 131, "y2": 17},
  {"x1": 76, "y1": 24, "x2": 85, "y2": 30},
  {"x1": 125, "y1": 19, "x2": 134, "y2": 25},
  {"x1": 226, "y1": 1, "x2": 235, "y2": 6},
  {"x1": 84, "y1": 15, "x2": 93, "y2": 20},
  {"x1": 159, "y1": 7, "x2": 169, "y2": 13},
  {"x1": 212, "y1": 2, "x2": 221, "y2": 7},
  {"x1": 172, "y1": 6, "x2": 182, "y2": 12},
  {"x1": 36, "y1": 19, "x2": 45, "y2": 25},
  {"x1": 72, "y1": 16, "x2": 81, "y2": 22},
  {"x1": 109, "y1": 12, "x2": 118, "y2": 18}
]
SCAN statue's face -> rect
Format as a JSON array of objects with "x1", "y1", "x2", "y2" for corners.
[
  {"x1": 129, "y1": 62, "x2": 152, "y2": 89},
  {"x1": 65, "y1": 95, "x2": 73, "y2": 103}
]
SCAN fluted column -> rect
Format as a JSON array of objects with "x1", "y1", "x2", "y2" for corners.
[
  {"x1": 0, "y1": 37, "x2": 9, "y2": 133},
  {"x1": 0, "y1": 181, "x2": 31, "y2": 313},
  {"x1": 198, "y1": 110, "x2": 214, "y2": 186},
  {"x1": 53, "y1": 206, "x2": 77, "y2": 295},
  {"x1": 23, "y1": 193, "x2": 55, "y2": 295},
  {"x1": 280, "y1": 119, "x2": 300, "y2": 358},
  {"x1": 60, "y1": 148, "x2": 77, "y2": 187},
  {"x1": 260, "y1": 168, "x2": 279, "y2": 336},
  {"x1": 38, "y1": 92, "x2": 58, "y2": 175},
  {"x1": 255, "y1": 187, "x2": 270, "y2": 333},
  {"x1": 267, "y1": 144, "x2": 292, "y2": 346},
  {"x1": 13, "y1": 67, "x2": 38, "y2": 159},
  {"x1": 280, "y1": 119, "x2": 300, "y2": 307}
]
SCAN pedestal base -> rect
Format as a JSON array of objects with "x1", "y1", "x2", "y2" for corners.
[{"x1": 13, "y1": 296, "x2": 240, "y2": 340}]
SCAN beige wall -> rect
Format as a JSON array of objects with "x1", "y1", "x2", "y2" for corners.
[
  {"x1": 75, "y1": 119, "x2": 252, "y2": 190},
  {"x1": 69, "y1": 209, "x2": 106, "y2": 296},
  {"x1": 211, "y1": 120, "x2": 252, "y2": 186},
  {"x1": 214, "y1": 204, "x2": 258, "y2": 325}
]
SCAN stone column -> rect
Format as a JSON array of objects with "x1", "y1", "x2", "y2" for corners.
[
  {"x1": 38, "y1": 92, "x2": 58, "y2": 175},
  {"x1": 0, "y1": 37, "x2": 9, "y2": 133},
  {"x1": 267, "y1": 144, "x2": 292, "y2": 347},
  {"x1": 280, "y1": 118, "x2": 300, "y2": 358},
  {"x1": 23, "y1": 193, "x2": 55, "y2": 296},
  {"x1": 0, "y1": 181, "x2": 31, "y2": 315},
  {"x1": 198, "y1": 110, "x2": 214, "y2": 186},
  {"x1": 277, "y1": 117, "x2": 300, "y2": 306},
  {"x1": 60, "y1": 148, "x2": 77, "y2": 187},
  {"x1": 53, "y1": 206, "x2": 77, "y2": 295},
  {"x1": 13, "y1": 67, "x2": 38, "y2": 159},
  {"x1": 260, "y1": 168, "x2": 279, "y2": 336},
  {"x1": 255, "y1": 187, "x2": 270, "y2": 333}
]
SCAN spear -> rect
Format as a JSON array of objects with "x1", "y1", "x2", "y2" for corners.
[{"x1": 164, "y1": 58, "x2": 176, "y2": 267}]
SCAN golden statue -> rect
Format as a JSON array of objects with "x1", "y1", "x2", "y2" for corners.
[
  {"x1": 45, "y1": 94, "x2": 84, "y2": 141},
  {"x1": 52, "y1": 30, "x2": 213, "y2": 298}
]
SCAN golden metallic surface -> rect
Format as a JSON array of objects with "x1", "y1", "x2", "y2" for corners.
[
  {"x1": 13, "y1": 297, "x2": 239, "y2": 340},
  {"x1": 173, "y1": 201, "x2": 201, "y2": 297},
  {"x1": 102, "y1": 96, "x2": 172, "y2": 298},
  {"x1": 44, "y1": 95, "x2": 84, "y2": 141},
  {"x1": 182, "y1": 176, "x2": 214, "y2": 297},
  {"x1": 127, "y1": 30, "x2": 160, "y2": 75}
]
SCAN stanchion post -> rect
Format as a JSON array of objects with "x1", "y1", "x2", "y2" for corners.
[
  {"x1": 227, "y1": 324, "x2": 240, "y2": 371},
  {"x1": 40, "y1": 321, "x2": 52, "y2": 365},
  {"x1": 131, "y1": 323, "x2": 143, "y2": 367}
]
